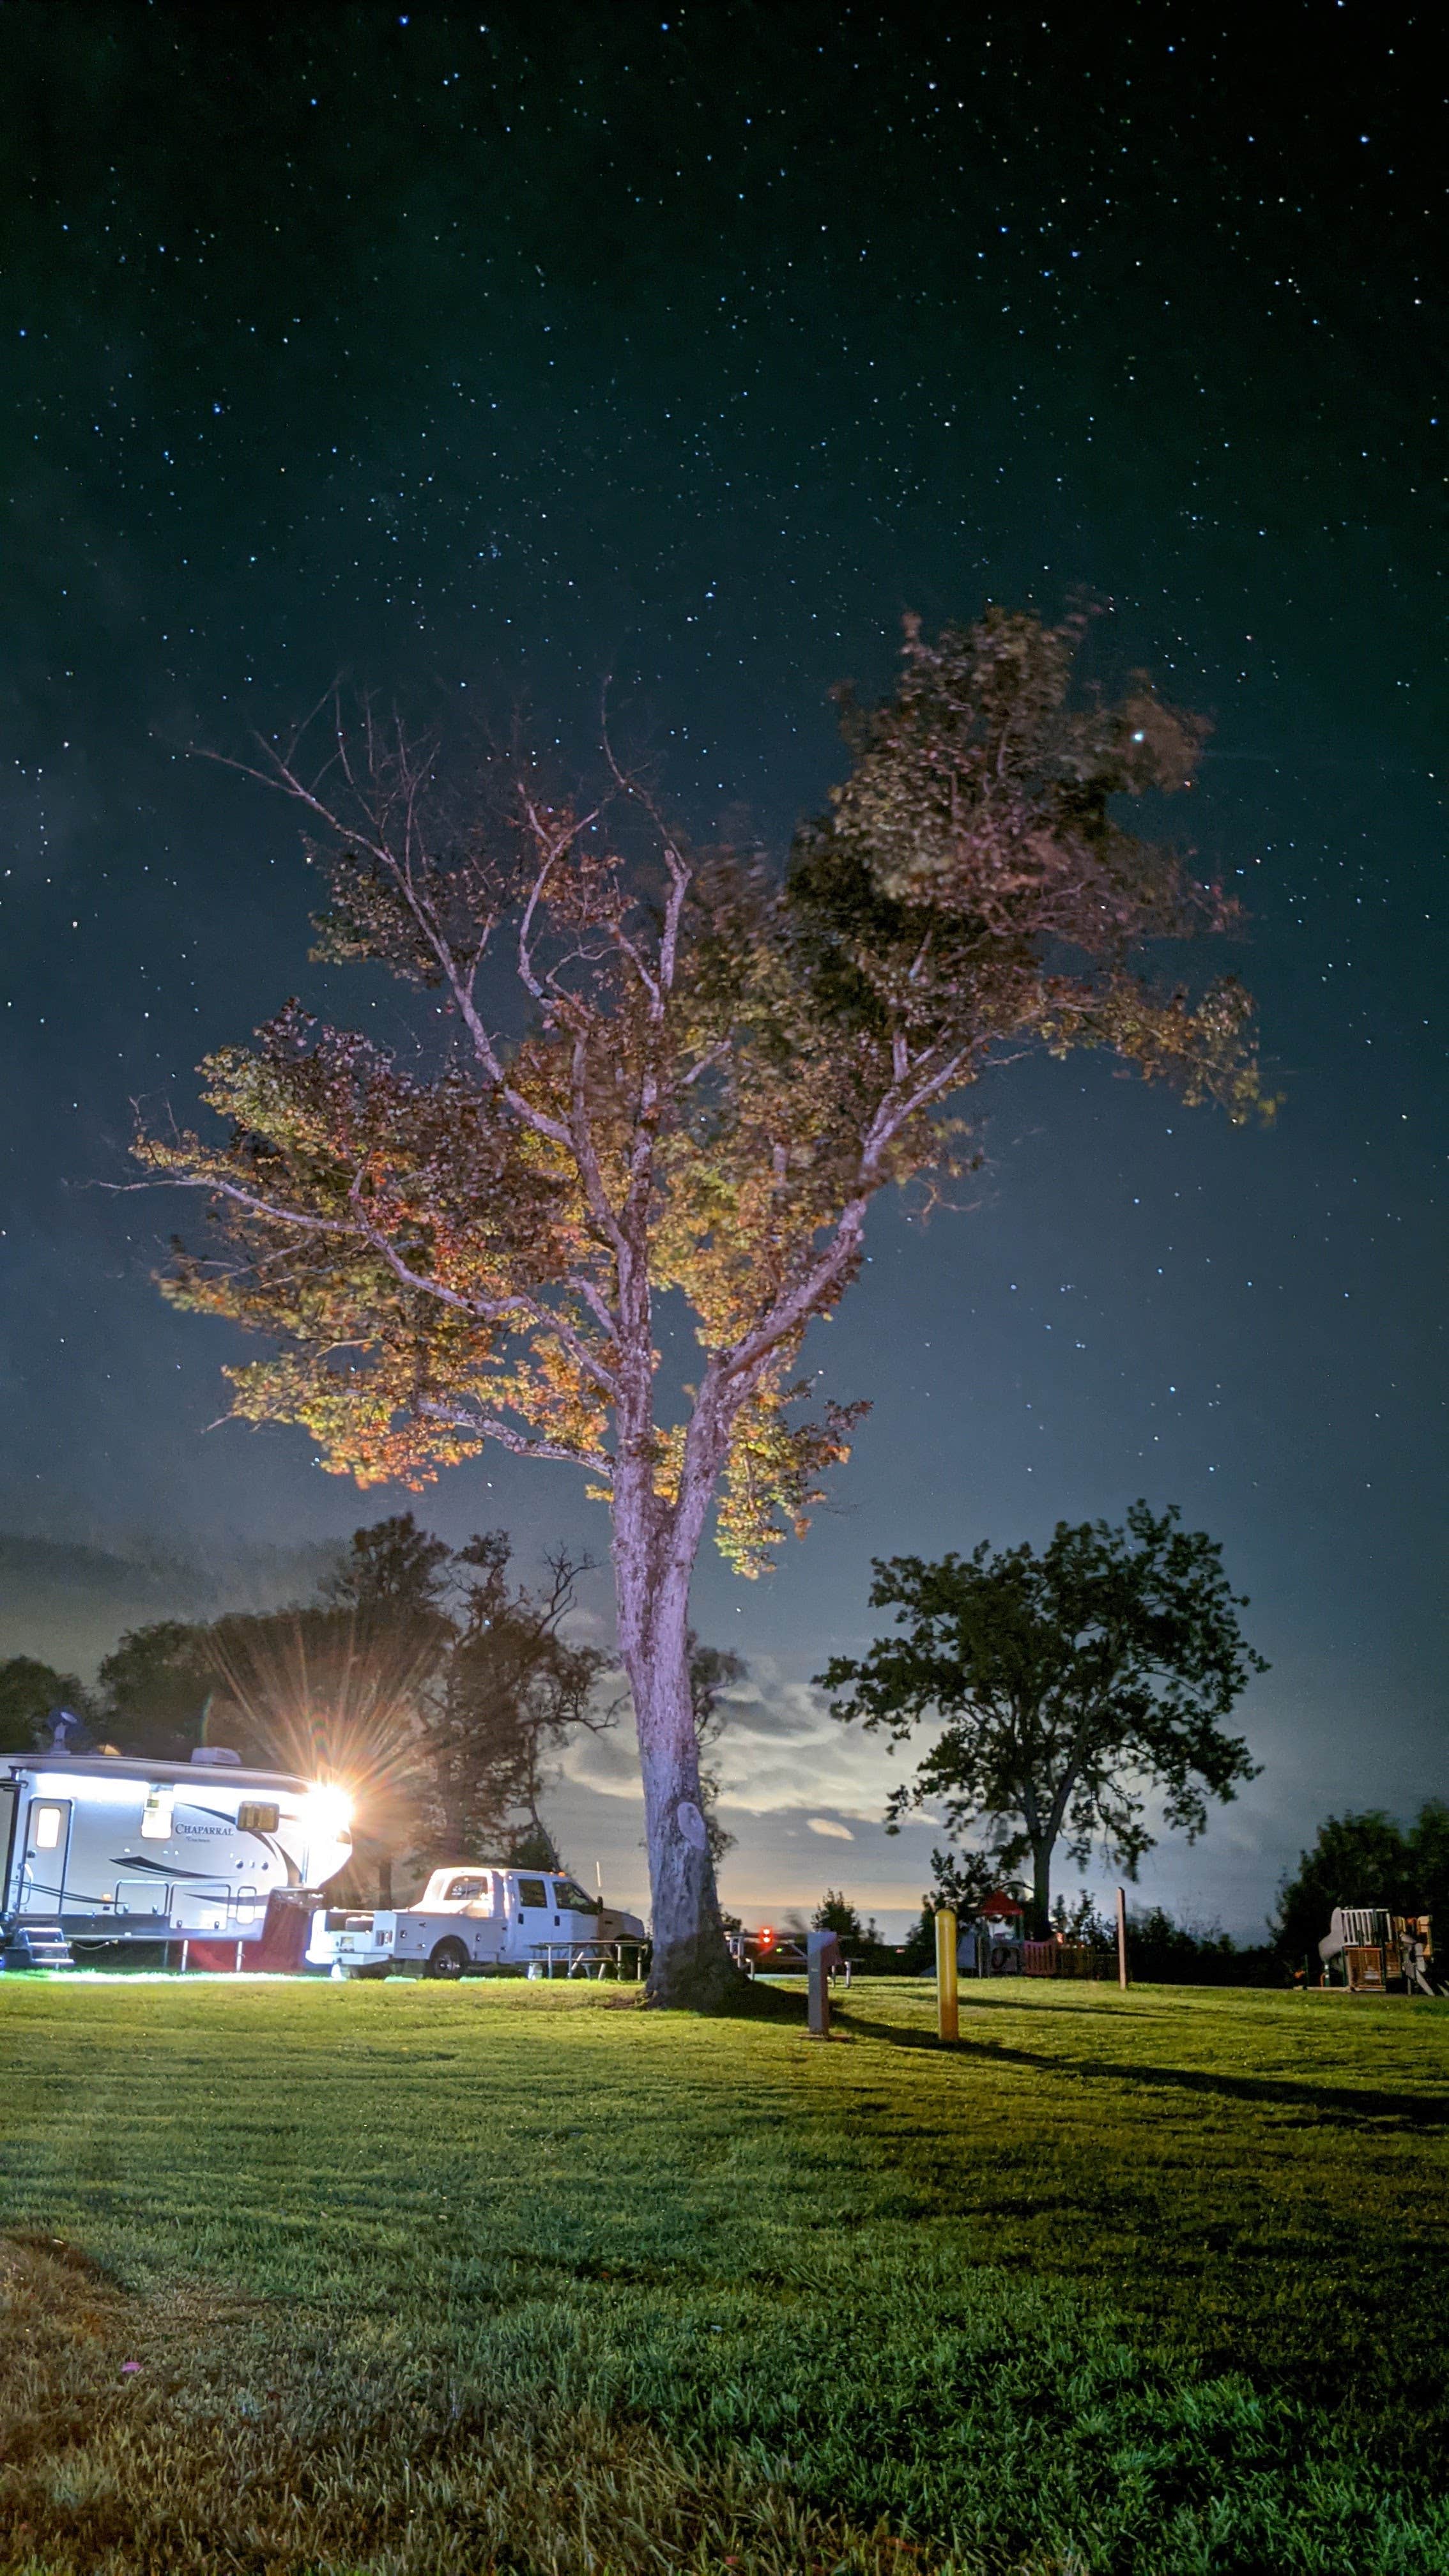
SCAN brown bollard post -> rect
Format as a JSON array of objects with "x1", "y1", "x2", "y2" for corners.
[
  {"x1": 1116, "y1": 1886, "x2": 1130, "y2": 1991},
  {"x1": 935, "y1": 1906, "x2": 959, "y2": 2043}
]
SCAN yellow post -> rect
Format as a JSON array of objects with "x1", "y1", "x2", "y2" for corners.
[{"x1": 935, "y1": 1906, "x2": 959, "y2": 2043}]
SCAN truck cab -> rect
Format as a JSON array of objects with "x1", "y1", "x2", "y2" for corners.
[{"x1": 328, "y1": 1865, "x2": 647, "y2": 1981}]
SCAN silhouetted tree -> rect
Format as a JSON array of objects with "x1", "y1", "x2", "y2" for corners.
[
  {"x1": 136, "y1": 610, "x2": 1265, "y2": 2001},
  {"x1": 928, "y1": 1845, "x2": 1008, "y2": 1919},
  {"x1": 320, "y1": 1512, "x2": 455, "y2": 1645},
  {"x1": 1124, "y1": 1905, "x2": 1273, "y2": 1986},
  {"x1": 1050, "y1": 1889, "x2": 1112, "y2": 1943},
  {"x1": 808, "y1": 1887, "x2": 891, "y2": 1963},
  {"x1": 811, "y1": 1889, "x2": 865, "y2": 1942},
  {"x1": 0, "y1": 1657, "x2": 94, "y2": 1756},
  {"x1": 823, "y1": 1503, "x2": 1264, "y2": 1932},
  {"x1": 97, "y1": 1622, "x2": 217, "y2": 1758},
  {"x1": 899, "y1": 1848, "x2": 1015, "y2": 1970},
  {"x1": 92, "y1": 1514, "x2": 610, "y2": 1879},
  {"x1": 1414, "y1": 1800, "x2": 1449, "y2": 1922},
  {"x1": 422, "y1": 1536, "x2": 615, "y2": 1866}
]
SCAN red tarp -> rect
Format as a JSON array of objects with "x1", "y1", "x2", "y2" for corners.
[{"x1": 183, "y1": 1894, "x2": 312, "y2": 1974}]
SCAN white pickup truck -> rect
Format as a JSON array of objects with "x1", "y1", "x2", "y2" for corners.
[{"x1": 327, "y1": 1864, "x2": 648, "y2": 1981}]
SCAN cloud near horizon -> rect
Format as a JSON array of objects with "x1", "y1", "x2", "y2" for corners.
[{"x1": 559, "y1": 1653, "x2": 931, "y2": 1831}]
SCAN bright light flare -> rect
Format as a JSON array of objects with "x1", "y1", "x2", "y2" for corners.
[
  {"x1": 199, "y1": 1607, "x2": 442, "y2": 1850},
  {"x1": 303, "y1": 1784, "x2": 355, "y2": 1837}
]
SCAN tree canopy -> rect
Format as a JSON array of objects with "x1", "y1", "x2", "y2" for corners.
[
  {"x1": 822, "y1": 1501, "x2": 1264, "y2": 1928},
  {"x1": 139, "y1": 610, "x2": 1261, "y2": 1558}
]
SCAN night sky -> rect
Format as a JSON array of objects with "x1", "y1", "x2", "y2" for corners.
[{"x1": 1, "y1": 4, "x2": 1443, "y2": 1934}]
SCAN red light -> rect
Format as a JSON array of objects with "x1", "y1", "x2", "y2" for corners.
[{"x1": 758, "y1": 1925, "x2": 775, "y2": 1951}]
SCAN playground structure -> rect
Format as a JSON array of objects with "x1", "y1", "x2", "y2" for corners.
[
  {"x1": 1318, "y1": 1907, "x2": 1437, "y2": 1996},
  {"x1": 958, "y1": 1895, "x2": 1112, "y2": 1981}
]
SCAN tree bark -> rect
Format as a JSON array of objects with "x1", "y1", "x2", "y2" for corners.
[
  {"x1": 629, "y1": 1634, "x2": 740, "y2": 2007},
  {"x1": 611, "y1": 1465, "x2": 742, "y2": 2009},
  {"x1": 1031, "y1": 1843, "x2": 1053, "y2": 1940}
]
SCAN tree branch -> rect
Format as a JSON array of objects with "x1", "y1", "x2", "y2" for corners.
[
  {"x1": 201, "y1": 739, "x2": 574, "y2": 1154},
  {"x1": 567, "y1": 1029, "x2": 631, "y2": 1261},
  {"x1": 416, "y1": 1397, "x2": 613, "y2": 1478},
  {"x1": 132, "y1": 1164, "x2": 623, "y2": 1402},
  {"x1": 714, "y1": 1041, "x2": 976, "y2": 1390}
]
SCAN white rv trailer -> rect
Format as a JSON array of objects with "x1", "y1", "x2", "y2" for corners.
[{"x1": 0, "y1": 1751, "x2": 354, "y2": 1968}]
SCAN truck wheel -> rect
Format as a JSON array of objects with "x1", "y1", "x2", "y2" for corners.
[{"x1": 425, "y1": 1938, "x2": 470, "y2": 1981}]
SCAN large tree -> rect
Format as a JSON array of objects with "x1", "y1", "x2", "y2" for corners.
[
  {"x1": 319, "y1": 1510, "x2": 456, "y2": 1644},
  {"x1": 136, "y1": 609, "x2": 1264, "y2": 2004},
  {"x1": 821, "y1": 1503, "x2": 1265, "y2": 1931}
]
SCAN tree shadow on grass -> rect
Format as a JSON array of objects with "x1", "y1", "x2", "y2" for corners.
[
  {"x1": 636, "y1": 1977, "x2": 807, "y2": 2024},
  {"x1": 833, "y1": 2006, "x2": 1449, "y2": 2129}
]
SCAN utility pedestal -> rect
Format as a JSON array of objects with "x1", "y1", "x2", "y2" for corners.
[
  {"x1": 935, "y1": 1906, "x2": 959, "y2": 2042},
  {"x1": 806, "y1": 1928, "x2": 841, "y2": 2035}
]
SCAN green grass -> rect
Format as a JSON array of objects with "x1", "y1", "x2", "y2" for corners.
[{"x1": 1, "y1": 1973, "x2": 1447, "y2": 2574}]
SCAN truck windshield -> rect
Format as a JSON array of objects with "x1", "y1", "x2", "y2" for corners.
[{"x1": 553, "y1": 1880, "x2": 600, "y2": 1913}]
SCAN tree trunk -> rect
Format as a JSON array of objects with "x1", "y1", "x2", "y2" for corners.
[
  {"x1": 629, "y1": 1637, "x2": 740, "y2": 2007},
  {"x1": 1031, "y1": 1843, "x2": 1053, "y2": 1941},
  {"x1": 613, "y1": 1488, "x2": 740, "y2": 2009}
]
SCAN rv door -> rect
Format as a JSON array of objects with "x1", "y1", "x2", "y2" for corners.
[
  {"x1": 20, "y1": 1796, "x2": 72, "y2": 1915},
  {"x1": 0, "y1": 1781, "x2": 17, "y2": 1908}
]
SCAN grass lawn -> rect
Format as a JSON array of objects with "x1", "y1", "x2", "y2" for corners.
[{"x1": 1, "y1": 1973, "x2": 1446, "y2": 2575}]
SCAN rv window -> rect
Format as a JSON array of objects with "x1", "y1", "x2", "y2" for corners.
[
  {"x1": 32, "y1": 1804, "x2": 63, "y2": 1851},
  {"x1": 443, "y1": 1874, "x2": 493, "y2": 1906},
  {"x1": 238, "y1": 1802, "x2": 280, "y2": 1833},
  {"x1": 516, "y1": 1877, "x2": 548, "y2": 1909},
  {"x1": 140, "y1": 1790, "x2": 174, "y2": 1841}
]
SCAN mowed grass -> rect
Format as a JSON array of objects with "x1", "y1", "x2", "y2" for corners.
[{"x1": 1, "y1": 1974, "x2": 1447, "y2": 2575}]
